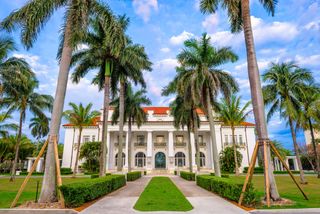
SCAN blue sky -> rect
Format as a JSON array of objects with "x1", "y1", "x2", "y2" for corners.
[{"x1": 1, "y1": 0, "x2": 320, "y2": 151}]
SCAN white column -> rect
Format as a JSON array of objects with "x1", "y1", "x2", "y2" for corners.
[
  {"x1": 106, "y1": 131, "x2": 111, "y2": 170},
  {"x1": 168, "y1": 131, "x2": 174, "y2": 157},
  {"x1": 125, "y1": 132, "x2": 129, "y2": 168},
  {"x1": 147, "y1": 131, "x2": 153, "y2": 170},
  {"x1": 190, "y1": 133, "x2": 196, "y2": 167},
  {"x1": 294, "y1": 158, "x2": 299, "y2": 171},
  {"x1": 27, "y1": 159, "x2": 32, "y2": 172}
]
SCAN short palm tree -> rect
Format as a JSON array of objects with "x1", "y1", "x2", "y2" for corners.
[
  {"x1": 200, "y1": 0, "x2": 280, "y2": 200},
  {"x1": 2, "y1": 78, "x2": 53, "y2": 181},
  {"x1": 29, "y1": 116, "x2": 50, "y2": 140},
  {"x1": 70, "y1": 16, "x2": 127, "y2": 176},
  {"x1": 263, "y1": 62, "x2": 314, "y2": 184},
  {"x1": 63, "y1": 102, "x2": 101, "y2": 177},
  {"x1": 1, "y1": 0, "x2": 123, "y2": 202},
  {"x1": 110, "y1": 84, "x2": 151, "y2": 172},
  {"x1": 170, "y1": 96, "x2": 200, "y2": 173},
  {"x1": 219, "y1": 95, "x2": 251, "y2": 176},
  {"x1": 176, "y1": 33, "x2": 238, "y2": 176},
  {"x1": 0, "y1": 111, "x2": 18, "y2": 138}
]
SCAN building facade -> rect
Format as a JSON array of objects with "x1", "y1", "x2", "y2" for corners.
[{"x1": 61, "y1": 107, "x2": 256, "y2": 173}]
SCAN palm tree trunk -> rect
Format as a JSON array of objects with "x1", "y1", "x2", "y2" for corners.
[
  {"x1": 241, "y1": 0, "x2": 280, "y2": 200},
  {"x1": 206, "y1": 88, "x2": 221, "y2": 177},
  {"x1": 39, "y1": 12, "x2": 73, "y2": 203},
  {"x1": 308, "y1": 118, "x2": 320, "y2": 178},
  {"x1": 99, "y1": 63, "x2": 111, "y2": 176},
  {"x1": 187, "y1": 127, "x2": 193, "y2": 173},
  {"x1": 288, "y1": 118, "x2": 307, "y2": 184},
  {"x1": 193, "y1": 109, "x2": 200, "y2": 172},
  {"x1": 10, "y1": 110, "x2": 23, "y2": 181},
  {"x1": 128, "y1": 117, "x2": 132, "y2": 172},
  {"x1": 73, "y1": 127, "x2": 82, "y2": 178},
  {"x1": 117, "y1": 80, "x2": 125, "y2": 171},
  {"x1": 232, "y1": 126, "x2": 239, "y2": 176},
  {"x1": 70, "y1": 128, "x2": 75, "y2": 169}
]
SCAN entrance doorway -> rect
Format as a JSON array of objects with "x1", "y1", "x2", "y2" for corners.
[{"x1": 155, "y1": 152, "x2": 166, "y2": 169}]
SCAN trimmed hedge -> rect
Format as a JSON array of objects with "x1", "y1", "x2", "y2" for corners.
[
  {"x1": 20, "y1": 171, "x2": 43, "y2": 175},
  {"x1": 243, "y1": 167, "x2": 264, "y2": 174},
  {"x1": 91, "y1": 174, "x2": 99, "y2": 179},
  {"x1": 180, "y1": 171, "x2": 195, "y2": 181},
  {"x1": 106, "y1": 173, "x2": 111, "y2": 176},
  {"x1": 60, "y1": 174, "x2": 126, "y2": 207},
  {"x1": 61, "y1": 168, "x2": 72, "y2": 175},
  {"x1": 196, "y1": 175, "x2": 257, "y2": 206},
  {"x1": 274, "y1": 170, "x2": 300, "y2": 174},
  {"x1": 127, "y1": 171, "x2": 141, "y2": 181}
]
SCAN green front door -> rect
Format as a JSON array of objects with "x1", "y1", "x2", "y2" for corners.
[{"x1": 155, "y1": 152, "x2": 166, "y2": 169}]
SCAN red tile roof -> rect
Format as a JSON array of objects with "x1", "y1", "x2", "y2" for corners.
[{"x1": 62, "y1": 116, "x2": 101, "y2": 127}]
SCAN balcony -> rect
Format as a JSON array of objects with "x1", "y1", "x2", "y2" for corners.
[
  {"x1": 174, "y1": 142, "x2": 186, "y2": 147},
  {"x1": 224, "y1": 142, "x2": 246, "y2": 148},
  {"x1": 199, "y1": 142, "x2": 206, "y2": 147},
  {"x1": 114, "y1": 142, "x2": 126, "y2": 147},
  {"x1": 154, "y1": 142, "x2": 167, "y2": 147},
  {"x1": 134, "y1": 142, "x2": 147, "y2": 147}
]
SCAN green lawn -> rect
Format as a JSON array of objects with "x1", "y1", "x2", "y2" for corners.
[
  {"x1": 232, "y1": 175, "x2": 320, "y2": 209},
  {"x1": 0, "y1": 177, "x2": 90, "y2": 208},
  {"x1": 134, "y1": 176, "x2": 193, "y2": 211}
]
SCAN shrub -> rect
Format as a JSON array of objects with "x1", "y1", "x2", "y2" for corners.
[
  {"x1": 196, "y1": 175, "x2": 257, "y2": 206},
  {"x1": 243, "y1": 167, "x2": 264, "y2": 174},
  {"x1": 221, "y1": 174, "x2": 230, "y2": 178},
  {"x1": 105, "y1": 173, "x2": 111, "y2": 176},
  {"x1": 61, "y1": 168, "x2": 72, "y2": 175},
  {"x1": 220, "y1": 147, "x2": 243, "y2": 173},
  {"x1": 273, "y1": 170, "x2": 300, "y2": 174},
  {"x1": 210, "y1": 172, "x2": 215, "y2": 176},
  {"x1": 180, "y1": 171, "x2": 195, "y2": 181},
  {"x1": 174, "y1": 170, "x2": 177, "y2": 175},
  {"x1": 127, "y1": 171, "x2": 141, "y2": 181},
  {"x1": 60, "y1": 174, "x2": 126, "y2": 207},
  {"x1": 20, "y1": 171, "x2": 43, "y2": 176},
  {"x1": 91, "y1": 174, "x2": 99, "y2": 179},
  {"x1": 144, "y1": 171, "x2": 147, "y2": 175}
]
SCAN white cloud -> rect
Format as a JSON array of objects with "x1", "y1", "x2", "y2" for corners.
[
  {"x1": 304, "y1": 21, "x2": 320, "y2": 31},
  {"x1": 202, "y1": 14, "x2": 219, "y2": 33},
  {"x1": 153, "y1": 58, "x2": 178, "y2": 72},
  {"x1": 160, "y1": 47, "x2": 170, "y2": 53},
  {"x1": 13, "y1": 53, "x2": 52, "y2": 76},
  {"x1": 132, "y1": 0, "x2": 158, "y2": 22},
  {"x1": 169, "y1": 31, "x2": 194, "y2": 46},
  {"x1": 295, "y1": 54, "x2": 320, "y2": 67},
  {"x1": 235, "y1": 60, "x2": 272, "y2": 72}
]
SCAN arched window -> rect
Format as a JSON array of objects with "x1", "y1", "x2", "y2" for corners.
[
  {"x1": 195, "y1": 152, "x2": 206, "y2": 167},
  {"x1": 115, "y1": 152, "x2": 126, "y2": 166},
  {"x1": 175, "y1": 152, "x2": 186, "y2": 167},
  {"x1": 135, "y1": 152, "x2": 146, "y2": 167}
]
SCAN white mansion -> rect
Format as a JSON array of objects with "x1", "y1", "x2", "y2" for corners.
[{"x1": 61, "y1": 107, "x2": 256, "y2": 173}]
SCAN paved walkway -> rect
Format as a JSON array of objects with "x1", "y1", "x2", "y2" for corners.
[{"x1": 80, "y1": 175, "x2": 247, "y2": 214}]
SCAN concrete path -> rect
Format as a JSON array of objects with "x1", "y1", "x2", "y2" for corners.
[{"x1": 80, "y1": 175, "x2": 248, "y2": 214}]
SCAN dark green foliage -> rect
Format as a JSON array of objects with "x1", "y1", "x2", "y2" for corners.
[
  {"x1": 196, "y1": 175, "x2": 257, "y2": 206},
  {"x1": 60, "y1": 175, "x2": 126, "y2": 207},
  {"x1": 105, "y1": 173, "x2": 111, "y2": 176},
  {"x1": 79, "y1": 141, "x2": 101, "y2": 174},
  {"x1": 144, "y1": 171, "x2": 147, "y2": 175},
  {"x1": 210, "y1": 172, "x2": 215, "y2": 176},
  {"x1": 60, "y1": 168, "x2": 72, "y2": 175},
  {"x1": 221, "y1": 174, "x2": 230, "y2": 178},
  {"x1": 273, "y1": 171, "x2": 300, "y2": 174},
  {"x1": 174, "y1": 170, "x2": 177, "y2": 175},
  {"x1": 243, "y1": 167, "x2": 264, "y2": 174},
  {"x1": 180, "y1": 171, "x2": 195, "y2": 181},
  {"x1": 220, "y1": 147, "x2": 243, "y2": 173},
  {"x1": 91, "y1": 174, "x2": 99, "y2": 179},
  {"x1": 127, "y1": 171, "x2": 141, "y2": 181},
  {"x1": 20, "y1": 171, "x2": 43, "y2": 176}
]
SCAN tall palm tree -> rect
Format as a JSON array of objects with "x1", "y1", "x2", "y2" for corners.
[
  {"x1": 70, "y1": 16, "x2": 127, "y2": 176},
  {"x1": 262, "y1": 62, "x2": 314, "y2": 184},
  {"x1": 1, "y1": 0, "x2": 122, "y2": 202},
  {"x1": 200, "y1": 0, "x2": 280, "y2": 200},
  {"x1": 63, "y1": 102, "x2": 101, "y2": 177},
  {"x1": 219, "y1": 95, "x2": 251, "y2": 176},
  {"x1": 176, "y1": 33, "x2": 238, "y2": 176},
  {"x1": 298, "y1": 88, "x2": 320, "y2": 178},
  {"x1": 170, "y1": 96, "x2": 200, "y2": 173},
  {"x1": 163, "y1": 67, "x2": 202, "y2": 172},
  {"x1": 2, "y1": 78, "x2": 53, "y2": 181},
  {"x1": 0, "y1": 111, "x2": 18, "y2": 138},
  {"x1": 29, "y1": 116, "x2": 50, "y2": 140},
  {"x1": 110, "y1": 85, "x2": 151, "y2": 172}
]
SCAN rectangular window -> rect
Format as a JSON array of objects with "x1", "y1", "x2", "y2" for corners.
[
  {"x1": 224, "y1": 135, "x2": 228, "y2": 144},
  {"x1": 239, "y1": 135, "x2": 243, "y2": 145},
  {"x1": 156, "y1": 135, "x2": 164, "y2": 143},
  {"x1": 176, "y1": 135, "x2": 184, "y2": 143},
  {"x1": 83, "y1": 135, "x2": 90, "y2": 143},
  {"x1": 137, "y1": 135, "x2": 145, "y2": 144},
  {"x1": 92, "y1": 135, "x2": 96, "y2": 142},
  {"x1": 117, "y1": 135, "x2": 126, "y2": 142},
  {"x1": 198, "y1": 135, "x2": 203, "y2": 143}
]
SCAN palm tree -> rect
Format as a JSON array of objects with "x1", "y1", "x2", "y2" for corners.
[
  {"x1": 0, "y1": 111, "x2": 18, "y2": 138},
  {"x1": 262, "y1": 62, "x2": 314, "y2": 184},
  {"x1": 1, "y1": 0, "x2": 123, "y2": 202},
  {"x1": 176, "y1": 33, "x2": 238, "y2": 176},
  {"x1": 29, "y1": 116, "x2": 50, "y2": 140},
  {"x1": 219, "y1": 95, "x2": 251, "y2": 176},
  {"x1": 170, "y1": 96, "x2": 200, "y2": 173},
  {"x1": 200, "y1": 0, "x2": 280, "y2": 199},
  {"x1": 110, "y1": 85, "x2": 151, "y2": 172},
  {"x1": 2, "y1": 77, "x2": 53, "y2": 181},
  {"x1": 70, "y1": 16, "x2": 127, "y2": 176},
  {"x1": 295, "y1": 86, "x2": 320, "y2": 178},
  {"x1": 63, "y1": 102, "x2": 101, "y2": 177}
]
